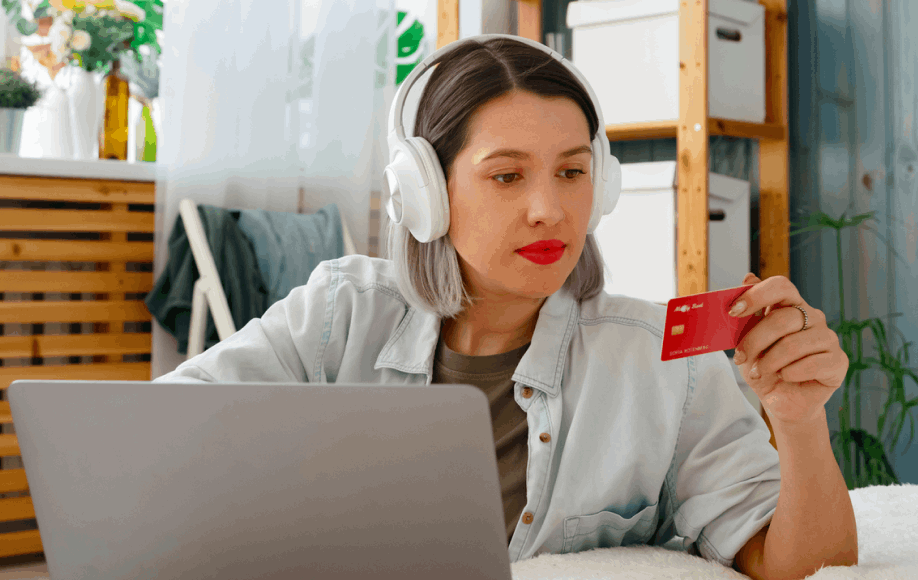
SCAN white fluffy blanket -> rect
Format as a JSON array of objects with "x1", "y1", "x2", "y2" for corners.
[
  {"x1": 1, "y1": 484, "x2": 914, "y2": 579},
  {"x1": 511, "y1": 483, "x2": 918, "y2": 580}
]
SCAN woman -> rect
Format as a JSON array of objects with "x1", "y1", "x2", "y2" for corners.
[{"x1": 155, "y1": 36, "x2": 856, "y2": 578}]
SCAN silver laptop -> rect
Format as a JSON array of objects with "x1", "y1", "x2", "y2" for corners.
[{"x1": 7, "y1": 380, "x2": 513, "y2": 580}]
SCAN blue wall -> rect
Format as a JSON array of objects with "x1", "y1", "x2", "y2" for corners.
[{"x1": 545, "y1": 0, "x2": 918, "y2": 484}]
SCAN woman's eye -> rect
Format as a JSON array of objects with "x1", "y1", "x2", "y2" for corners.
[{"x1": 493, "y1": 169, "x2": 585, "y2": 185}]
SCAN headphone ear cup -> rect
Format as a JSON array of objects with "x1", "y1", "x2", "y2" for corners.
[
  {"x1": 405, "y1": 136, "x2": 450, "y2": 243},
  {"x1": 586, "y1": 140, "x2": 622, "y2": 234},
  {"x1": 604, "y1": 154, "x2": 622, "y2": 216},
  {"x1": 587, "y1": 137, "x2": 606, "y2": 234}
]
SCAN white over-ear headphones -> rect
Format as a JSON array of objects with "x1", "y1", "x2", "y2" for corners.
[{"x1": 383, "y1": 33, "x2": 622, "y2": 244}]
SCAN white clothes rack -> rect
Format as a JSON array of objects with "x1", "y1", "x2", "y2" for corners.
[{"x1": 179, "y1": 198, "x2": 358, "y2": 360}]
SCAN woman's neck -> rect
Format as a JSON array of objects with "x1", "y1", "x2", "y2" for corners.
[{"x1": 440, "y1": 297, "x2": 546, "y2": 356}]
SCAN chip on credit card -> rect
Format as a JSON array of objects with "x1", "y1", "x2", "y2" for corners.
[{"x1": 661, "y1": 284, "x2": 760, "y2": 362}]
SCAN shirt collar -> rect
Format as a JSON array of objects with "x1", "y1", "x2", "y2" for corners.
[{"x1": 374, "y1": 281, "x2": 580, "y2": 398}]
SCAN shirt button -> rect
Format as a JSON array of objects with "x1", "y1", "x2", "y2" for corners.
[
  {"x1": 522, "y1": 512, "x2": 534, "y2": 525},
  {"x1": 539, "y1": 432, "x2": 550, "y2": 443},
  {"x1": 522, "y1": 387, "x2": 533, "y2": 398}
]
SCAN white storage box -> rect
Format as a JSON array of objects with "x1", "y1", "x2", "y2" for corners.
[
  {"x1": 592, "y1": 161, "x2": 750, "y2": 305},
  {"x1": 566, "y1": 0, "x2": 765, "y2": 125}
]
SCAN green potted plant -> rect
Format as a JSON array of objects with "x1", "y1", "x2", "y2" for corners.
[
  {"x1": 0, "y1": 67, "x2": 43, "y2": 153},
  {"x1": 760, "y1": 207, "x2": 918, "y2": 488}
]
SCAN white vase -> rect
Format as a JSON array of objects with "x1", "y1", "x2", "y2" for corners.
[
  {"x1": 66, "y1": 67, "x2": 104, "y2": 160},
  {"x1": 19, "y1": 83, "x2": 74, "y2": 159}
]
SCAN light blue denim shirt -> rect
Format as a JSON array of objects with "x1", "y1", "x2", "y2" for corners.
[{"x1": 153, "y1": 254, "x2": 781, "y2": 567}]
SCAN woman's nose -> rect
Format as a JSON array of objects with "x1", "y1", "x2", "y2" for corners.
[{"x1": 526, "y1": 184, "x2": 566, "y2": 226}]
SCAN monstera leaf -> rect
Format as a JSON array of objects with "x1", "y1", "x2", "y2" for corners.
[{"x1": 396, "y1": 10, "x2": 425, "y2": 85}]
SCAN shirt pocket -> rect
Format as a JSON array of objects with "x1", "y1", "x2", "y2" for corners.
[{"x1": 561, "y1": 503, "x2": 659, "y2": 554}]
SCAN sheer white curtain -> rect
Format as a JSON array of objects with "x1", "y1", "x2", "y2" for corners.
[{"x1": 152, "y1": 0, "x2": 396, "y2": 378}]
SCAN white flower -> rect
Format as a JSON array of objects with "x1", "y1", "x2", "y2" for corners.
[
  {"x1": 84, "y1": 4, "x2": 96, "y2": 14},
  {"x1": 48, "y1": 19, "x2": 72, "y2": 55},
  {"x1": 114, "y1": 0, "x2": 146, "y2": 22},
  {"x1": 71, "y1": 30, "x2": 91, "y2": 51}
]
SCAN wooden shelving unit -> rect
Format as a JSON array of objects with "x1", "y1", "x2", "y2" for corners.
[
  {"x1": 437, "y1": 0, "x2": 789, "y2": 291},
  {"x1": 437, "y1": 0, "x2": 788, "y2": 446}
]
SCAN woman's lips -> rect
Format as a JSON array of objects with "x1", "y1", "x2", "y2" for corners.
[{"x1": 516, "y1": 246, "x2": 566, "y2": 265}]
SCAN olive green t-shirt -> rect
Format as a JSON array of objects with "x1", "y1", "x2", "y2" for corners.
[{"x1": 431, "y1": 334, "x2": 530, "y2": 546}]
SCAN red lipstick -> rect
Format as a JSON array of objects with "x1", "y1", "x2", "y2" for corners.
[{"x1": 515, "y1": 239, "x2": 566, "y2": 265}]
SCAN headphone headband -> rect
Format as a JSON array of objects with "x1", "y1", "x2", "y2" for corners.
[
  {"x1": 389, "y1": 34, "x2": 608, "y2": 184},
  {"x1": 384, "y1": 33, "x2": 621, "y2": 243}
]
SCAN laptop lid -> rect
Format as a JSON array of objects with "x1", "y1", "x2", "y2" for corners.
[{"x1": 7, "y1": 380, "x2": 513, "y2": 580}]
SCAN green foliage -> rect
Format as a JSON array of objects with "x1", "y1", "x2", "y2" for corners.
[
  {"x1": 396, "y1": 10, "x2": 425, "y2": 86},
  {"x1": 0, "y1": 68, "x2": 42, "y2": 109},
  {"x1": 788, "y1": 208, "x2": 918, "y2": 488},
  {"x1": 70, "y1": 11, "x2": 135, "y2": 72},
  {"x1": 1, "y1": 0, "x2": 38, "y2": 35},
  {"x1": 126, "y1": 0, "x2": 163, "y2": 58}
]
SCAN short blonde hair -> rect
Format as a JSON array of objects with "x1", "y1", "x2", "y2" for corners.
[{"x1": 385, "y1": 36, "x2": 606, "y2": 319}]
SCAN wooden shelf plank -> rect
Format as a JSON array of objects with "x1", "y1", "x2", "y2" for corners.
[
  {"x1": 0, "y1": 175, "x2": 154, "y2": 204},
  {"x1": 0, "y1": 468, "x2": 29, "y2": 493},
  {"x1": 0, "y1": 271, "x2": 152, "y2": 294},
  {"x1": 0, "y1": 239, "x2": 154, "y2": 262},
  {"x1": 606, "y1": 119, "x2": 786, "y2": 142},
  {"x1": 0, "y1": 300, "x2": 152, "y2": 325},
  {"x1": 0, "y1": 434, "x2": 18, "y2": 457},
  {"x1": 0, "y1": 529, "x2": 43, "y2": 558},
  {"x1": 0, "y1": 208, "x2": 154, "y2": 233},
  {"x1": 0, "y1": 401, "x2": 11, "y2": 424},
  {"x1": 0, "y1": 333, "x2": 151, "y2": 359},
  {"x1": 0, "y1": 361, "x2": 151, "y2": 390},
  {"x1": 0, "y1": 497, "x2": 35, "y2": 523}
]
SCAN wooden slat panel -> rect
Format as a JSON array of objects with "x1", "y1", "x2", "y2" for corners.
[
  {"x1": 437, "y1": 0, "x2": 459, "y2": 49},
  {"x1": 517, "y1": 0, "x2": 541, "y2": 43},
  {"x1": 0, "y1": 468, "x2": 29, "y2": 493},
  {"x1": 676, "y1": 0, "x2": 710, "y2": 297},
  {"x1": 0, "y1": 362, "x2": 151, "y2": 390},
  {"x1": 0, "y1": 333, "x2": 151, "y2": 359},
  {"x1": 0, "y1": 271, "x2": 152, "y2": 293},
  {"x1": 0, "y1": 401, "x2": 11, "y2": 424},
  {"x1": 0, "y1": 208, "x2": 154, "y2": 233},
  {"x1": 0, "y1": 434, "x2": 18, "y2": 457},
  {"x1": 0, "y1": 300, "x2": 152, "y2": 324},
  {"x1": 0, "y1": 239, "x2": 154, "y2": 262},
  {"x1": 0, "y1": 529, "x2": 43, "y2": 558},
  {"x1": 0, "y1": 175, "x2": 154, "y2": 204},
  {"x1": 0, "y1": 497, "x2": 35, "y2": 523}
]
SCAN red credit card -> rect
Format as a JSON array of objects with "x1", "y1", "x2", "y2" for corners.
[{"x1": 661, "y1": 284, "x2": 759, "y2": 362}]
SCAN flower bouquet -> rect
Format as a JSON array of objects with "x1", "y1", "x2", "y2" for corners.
[{"x1": 1, "y1": 0, "x2": 163, "y2": 158}]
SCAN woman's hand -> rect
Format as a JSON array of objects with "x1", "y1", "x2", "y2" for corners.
[{"x1": 729, "y1": 273, "x2": 849, "y2": 427}]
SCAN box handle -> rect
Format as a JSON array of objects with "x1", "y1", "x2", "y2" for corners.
[
  {"x1": 709, "y1": 210, "x2": 726, "y2": 221},
  {"x1": 716, "y1": 28, "x2": 742, "y2": 42}
]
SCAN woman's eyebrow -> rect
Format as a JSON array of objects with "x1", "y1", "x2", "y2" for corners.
[{"x1": 478, "y1": 144, "x2": 592, "y2": 163}]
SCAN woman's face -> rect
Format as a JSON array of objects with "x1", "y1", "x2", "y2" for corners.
[{"x1": 446, "y1": 90, "x2": 594, "y2": 302}]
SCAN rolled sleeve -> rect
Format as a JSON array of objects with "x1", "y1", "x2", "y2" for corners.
[
  {"x1": 153, "y1": 261, "x2": 334, "y2": 384},
  {"x1": 664, "y1": 351, "x2": 781, "y2": 568}
]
